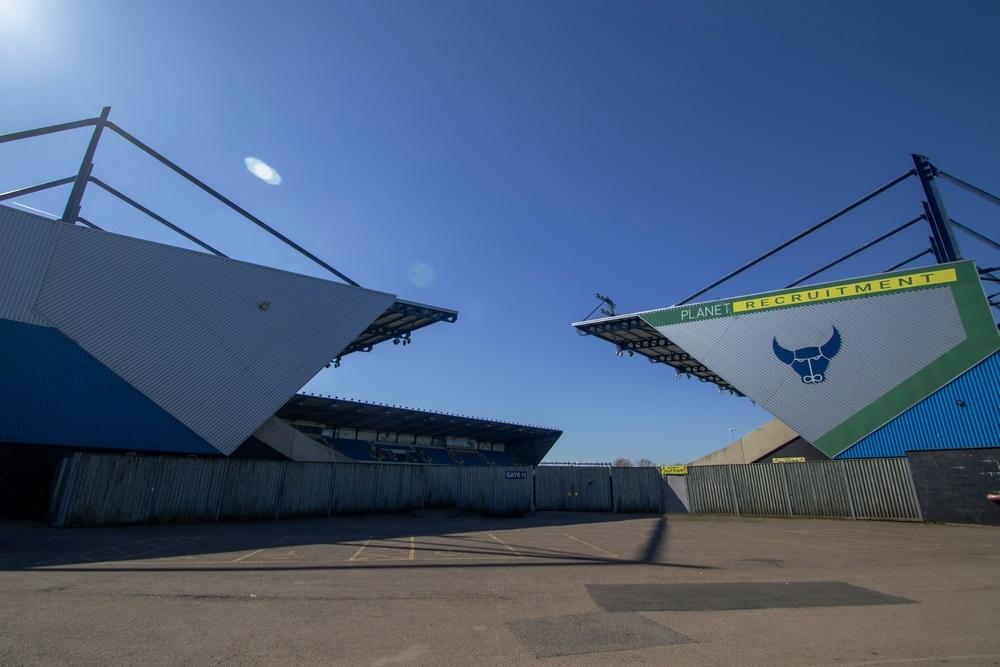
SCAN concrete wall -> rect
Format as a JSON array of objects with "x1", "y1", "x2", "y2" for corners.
[
  {"x1": 907, "y1": 448, "x2": 1000, "y2": 525},
  {"x1": 664, "y1": 475, "x2": 689, "y2": 513},
  {"x1": 690, "y1": 419, "x2": 799, "y2": 466}
]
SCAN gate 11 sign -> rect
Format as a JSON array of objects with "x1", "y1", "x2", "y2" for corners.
[{"x1": 505, "y1": 471, "x2": 527, "y2": 480}]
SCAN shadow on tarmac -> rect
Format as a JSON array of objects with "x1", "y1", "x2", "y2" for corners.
[{"x1": 0, "y1": 511, "x2": 712, "y2": 572}]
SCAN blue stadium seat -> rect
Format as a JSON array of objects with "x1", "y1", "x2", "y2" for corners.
[
  {"x1": 417, "y1": 447, "x2": 455, "y2": 465},
  {"x1": 324, "y1": 437, "x2": 375, "y2": 461},
  {"x1": 480, "y1": 450, "x2": 516, "y2": 466},
  {"x1": 453, "y1": 450, "x2": 486, "y2": 466}
]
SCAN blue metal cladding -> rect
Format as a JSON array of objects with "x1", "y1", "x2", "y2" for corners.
[
  {"x1": 838, "y1": 351, "x2": 1000, "y2": 458},
  {"x1": 0, "y1": 318, "x2": 216, "y2": 454}
]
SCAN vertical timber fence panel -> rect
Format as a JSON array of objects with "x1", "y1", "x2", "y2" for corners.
[
  {"x1": 534, "y1": 466, "x2": 613, "y2": 511},
  {"x1": 611, "y1": 467, "x2": 666, "y2": 513}
]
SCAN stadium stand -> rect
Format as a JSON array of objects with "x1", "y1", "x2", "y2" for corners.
[
  {"x1": 480, "y1": 450, "x2": 519, "y2": 466},
  {"x1": 452, "y1": 450, "x2": 485, "y2": 466},
  {"x1": 323, "y1": 437, "x2": 376, "y2": 461},
  {"x1": 278, "y1": 394, "x2": 561, "y2": 466},
  {"x1": 417, "y1": 448, "x2": 456, "y2": 465}
]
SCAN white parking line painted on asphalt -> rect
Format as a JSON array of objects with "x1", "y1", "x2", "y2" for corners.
[
  {"x1": 231, "y1": 536, "x2": 290, "y2": 563},
  {"x1": 563, "y1": 533, "x2": 621, "y2": 559}
]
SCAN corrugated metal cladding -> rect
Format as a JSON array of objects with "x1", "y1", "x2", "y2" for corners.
[
  {"x1": 0, "y1": 206, "x2": 60, "y2": 326},
  {"x1": 457, "y1": 467, "x2": 533, "y2": 515},
  {"x1": 839, "y1": 352, "x2": 1000, "y2": 458},
  {"x1": 0, "y1": 318, "x2": 215, "y2": 454},
  {"x1": 48, "y1": 455, "x2": 448, "y2": 527},
  {"x1": 686, "y1": 466, "x2": 738, "y2": 514},
  {"x1": 535, "y1": 467, "x2": 612, "y2": 511},
  {"x1": 686, "y1": 459, "x2": 920, "y2": 520},
  {"x1": 29, "y1": 215, "x2": 396, "y2": 455},
  {"x1": 654, "y1": 287, "x2": 966, "y2": 445},
  {"x1": 610, "y1": 467, "x2": 666, "y2": 513}
]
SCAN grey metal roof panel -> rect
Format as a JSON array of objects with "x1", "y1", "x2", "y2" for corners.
[
  {"x1": 653, "y1": 286, "x2": 966, "y2": 443},
  {"x1": 33, "y1": 218, "x2": 396, "y2": 455},
  {"x1": 0, "y1": 206, "x2": 60, "y2": 326}
]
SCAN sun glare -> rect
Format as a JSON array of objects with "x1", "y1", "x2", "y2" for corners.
[{"x1": 244, "y1": 157, "x2": 282, "y2": 185}]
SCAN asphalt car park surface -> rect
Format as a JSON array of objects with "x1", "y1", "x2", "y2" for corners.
[{"x1": 1, "y1": 510, "x2": 999, "y2": 665}]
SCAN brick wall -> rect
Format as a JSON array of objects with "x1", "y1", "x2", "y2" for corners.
[{"x1": 907, "y1": 448, "x2": 1000, "y2": 525}]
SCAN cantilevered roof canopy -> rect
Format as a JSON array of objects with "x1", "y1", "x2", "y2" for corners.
[
  {"x1": 340, "y1": 299, "x2": 458, "y2": 358},
  {"x1": 573, "y1": 312, "x2": 742, "y2": 394},
  {"x1": 277, "y1": 394, "x2": 562, "y2": 464}
]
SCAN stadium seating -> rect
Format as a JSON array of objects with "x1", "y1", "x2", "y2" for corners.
[
  {"x1": 323, "y1": 437, "x2": 375, "y2": 461},
  {"x1": 453, "y1": 450, "x2": 486, "y2": 466},
  {"x1": 480, "y1": 450, "x2": 518, "y2": 466},
  {"x1": 314, "y1": 437, "x2": 513, "y2": 466},
  {"x1": 417, "y1": 447, "x2": 456, "y2": 465}
]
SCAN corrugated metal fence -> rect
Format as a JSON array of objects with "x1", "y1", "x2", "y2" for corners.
[
  {"x1": 686, "y1": 458, "x2": 922, "y2": 520},
  {"x1": 48, "y1": 453, "x2": 924, "y2": 527},
  {"x1": 535, "y1": 466, "x2": 612, "y2": 511},
  {"x1": 49, "y1": 454, "x2": 452, "y2": 527}
]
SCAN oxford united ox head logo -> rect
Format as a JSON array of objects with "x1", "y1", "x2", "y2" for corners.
[{"x1": 772, "y1": 327, "x2": 841, "y2": 384}]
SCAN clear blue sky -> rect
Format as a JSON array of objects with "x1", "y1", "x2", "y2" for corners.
[{"x1": 2, "y1": 0, "x2": 998, "y2": 462}]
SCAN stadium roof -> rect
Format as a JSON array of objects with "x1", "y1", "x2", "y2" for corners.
[
  {"x1": 340, "y1": 299, "x2": 458, "y2": 359},
  {"x1": 573, "y1": 312, "x2": 742, "y2": 394},
  {"x1": 277, "y1": 393, "x2": 562, "y2": 464}
]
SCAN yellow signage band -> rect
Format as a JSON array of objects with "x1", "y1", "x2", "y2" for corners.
[
  {"x1": 732, "y1": 268, "x2": 957, "y2": 314},
  {"x1": 660, "y1": 465, "x2": 688, "y2": 475}
]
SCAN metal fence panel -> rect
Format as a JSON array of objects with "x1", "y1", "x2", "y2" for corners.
[
  {"x1": 687, "y1": 465, "x2": 738, "y2": 514},
  {"x1": 52, "y1": 453, "x2": 159, "y2": 526},
  {"x1": 732, "y1": 464, "x2": 789, "y2": 516},
  {"x1": 149, "y1": 456, "x2": 228, "y2": 523},
  {"x1": 277, "y1": 462, "x2": 336, "y2": 517},
  {"x1": 611, "y1": 467, "x2": 665, "y2": 513},
  {"x1": 783, "y1": 460, "x2": 852, "y2": 518},
  {"x1": 216, "y1": 459, "x2": 284, "y2": 520},
  {"x1": 424, "y1": 465, "x2": 459, "y2": 506},
  {"x1": 843, "y1": 458, "x2": 921, "y2": 520},
  {"x1": 457, "y1": 467, "x2": 532, "y2": 514},
  {"x1": 534, "y1": 466, "x2": 612, "y2": 511}
]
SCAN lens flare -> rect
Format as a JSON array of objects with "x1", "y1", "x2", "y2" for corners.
[{"x1": 244, "y1": 157, "x2": 282, "y2": 185}]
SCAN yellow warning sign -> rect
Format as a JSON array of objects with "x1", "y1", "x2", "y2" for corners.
[
  {"x1": 660, "y1": 465, "x2": 688, "y2": 475},
  {"x1": 771, "y1": 457, "x2": 806, "y2": 464}
]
